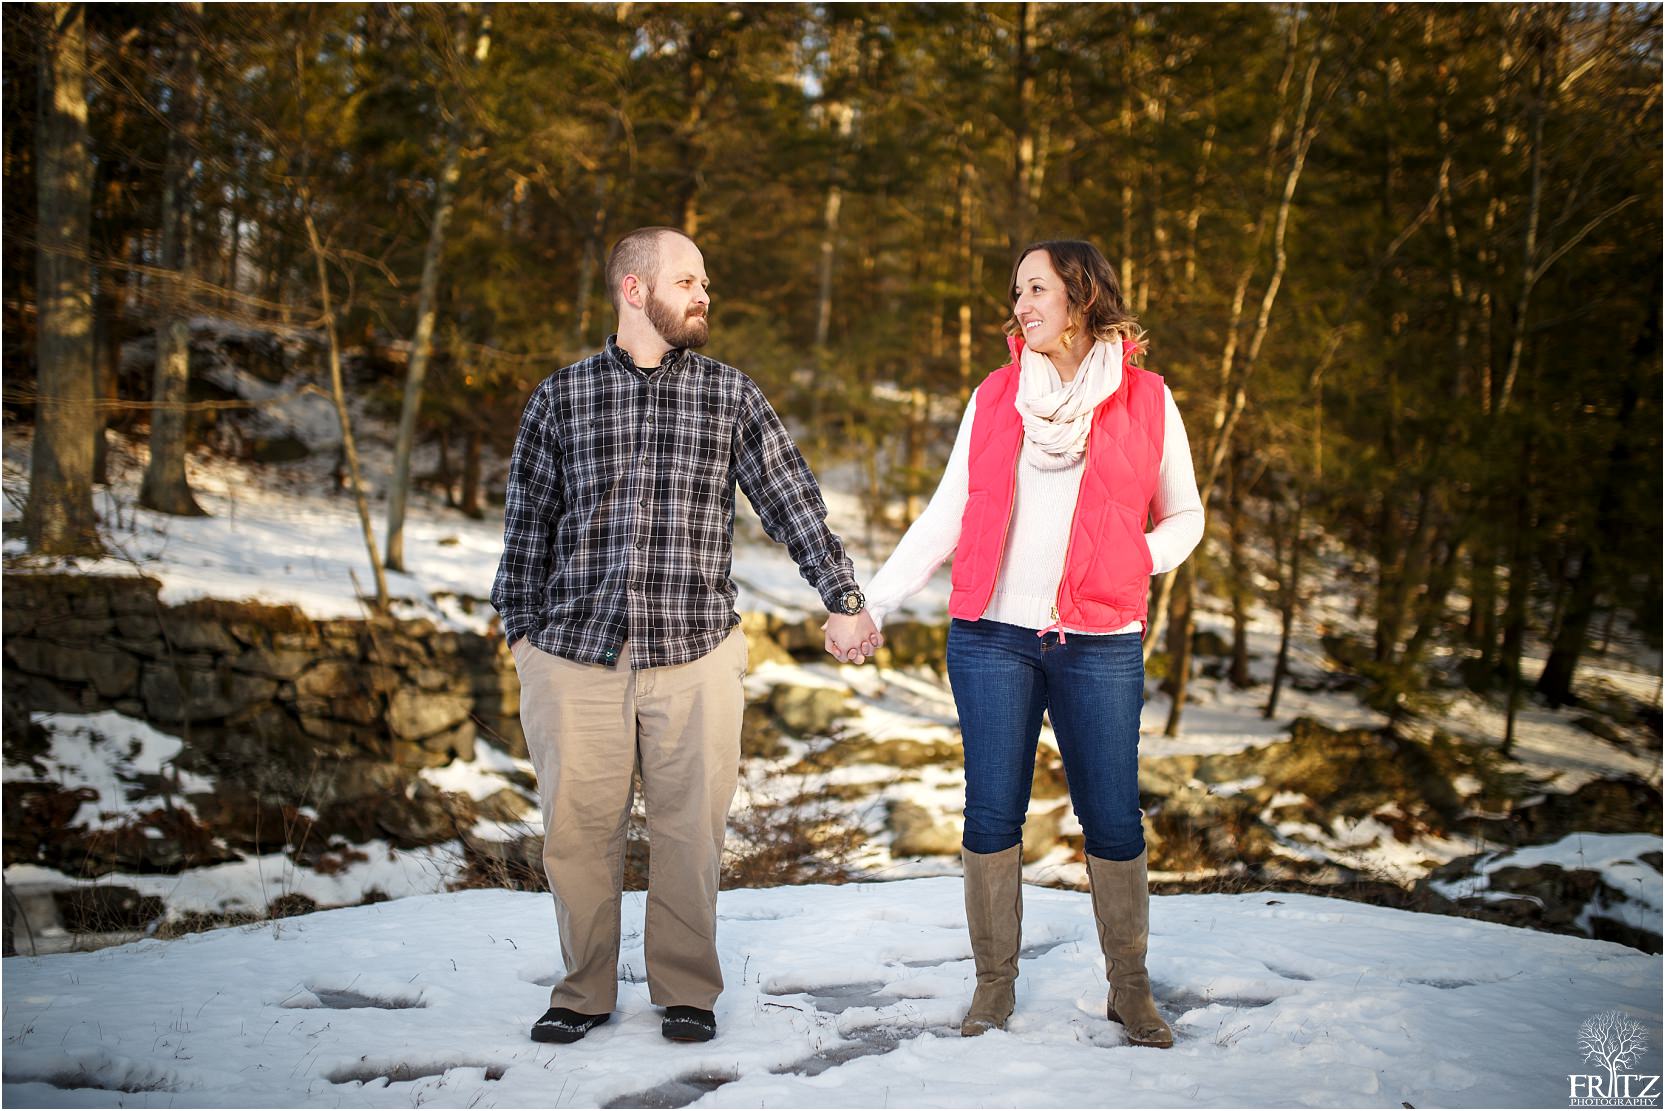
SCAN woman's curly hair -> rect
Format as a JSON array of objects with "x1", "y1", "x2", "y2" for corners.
[{"x1": 1004, "y1": 239, "x2": 1146, "y2": 358}]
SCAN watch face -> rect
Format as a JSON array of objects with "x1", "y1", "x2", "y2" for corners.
[{"x1": 842, "y1": 591, "x2": 864, "y2": 615}]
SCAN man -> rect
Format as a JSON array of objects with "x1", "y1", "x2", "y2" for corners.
[{"x1": 491, "y1": 226, "x2": 881, "y2": 1046}]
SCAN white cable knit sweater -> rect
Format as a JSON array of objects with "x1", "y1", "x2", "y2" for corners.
[{"x1": 865, "y1": 386, "x2": 1205, "y2": 635}]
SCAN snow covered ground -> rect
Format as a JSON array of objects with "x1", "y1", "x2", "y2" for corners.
[{"x1": 3, "y1": 880, "x2": 1661, "y2": 1109}]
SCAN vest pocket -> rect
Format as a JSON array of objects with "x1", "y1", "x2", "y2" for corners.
[{"x1": 1077, "y1": 505, "x2": 1153, "y2": 608}]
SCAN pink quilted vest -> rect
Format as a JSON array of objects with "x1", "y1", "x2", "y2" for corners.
[{"x1": 948, "y1": 335, "x2": 1166, "y2": 635}]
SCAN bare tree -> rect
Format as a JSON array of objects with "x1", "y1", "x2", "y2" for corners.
[
  {"x1": 303, "y1": 195, "x2": 390, "y2": 614},
  {"x1": 290, "y1": 9, "x2": 388, "y2": 612},
  {"x1": 26, "y1": 2, "x2": 102, "y2": 557},
  {"x1": 1162, "y1": 12, "x2": 1335, "y2": 735},
  {"x1": 385, "y1": 5, "x2": 491, "y2": 572},
  {"x1": 1008, "y1": 1, "x2": 1039, "y2": 257},
  {"x1": 140, "y1": 1, "x2": 208, "y2": 517}
]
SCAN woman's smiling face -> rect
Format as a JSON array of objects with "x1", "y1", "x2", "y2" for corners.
[{"x1": 1012, "y1": 249, "x2": 1073, "y2": 358}]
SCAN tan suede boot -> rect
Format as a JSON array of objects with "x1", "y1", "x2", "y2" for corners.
[
  {"x1": 1087, "y1": 851, "x2": 1174, "y2": 1049},
  {"x1": 959, "y1": 844, "x2": 1023, "y2": 1036}
]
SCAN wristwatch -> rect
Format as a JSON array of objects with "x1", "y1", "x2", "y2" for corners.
[{"x1": 836, "y1": 589, "x2": 865, "y2": 616}]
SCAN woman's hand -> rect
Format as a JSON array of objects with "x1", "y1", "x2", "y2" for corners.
[{"x1": 823, "y1": 611, "x2": 884, "y2": 664}]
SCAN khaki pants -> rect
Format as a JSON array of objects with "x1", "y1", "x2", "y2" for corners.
[{"x1": 511, "y1": 627, "x2": 747, "y2": 1013}]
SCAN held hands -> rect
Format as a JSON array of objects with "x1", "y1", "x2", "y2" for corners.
[{"x1": 823, "y1": 610, "x2": 883, "y2": 665}]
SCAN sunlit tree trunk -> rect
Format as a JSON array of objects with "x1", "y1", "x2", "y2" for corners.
[
  {"x1": 303, "y1": 198, "x2": 389, "y2": 613},
  {"x1": 387, "y1": 8, "x2": 490, "y2": 571},
  {"x1": 141, "y1": 2, "x2": 207, "y2": 517},
  {"x1": 27, "y1": 2, "x2": 102, "y2": 556},
  {"x1": 1264, "y1": 491, "x2": 1304, "y2": 720}
]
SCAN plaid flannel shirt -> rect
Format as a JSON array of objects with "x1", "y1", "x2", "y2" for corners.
[{"x1": 490, "y1": 336, "x2": 858, "y2": 669}]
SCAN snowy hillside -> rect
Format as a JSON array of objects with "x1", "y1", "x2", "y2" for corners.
[{"x1": 4, "y1": 880, "x2": 1661, "y2": 1108}]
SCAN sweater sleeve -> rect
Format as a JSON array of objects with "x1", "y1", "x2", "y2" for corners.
[
  {"x1": 1145, "y1": 385, "x2": 1206, "y2": 574},
  {"x1": 863, "y1": 394, "x2": 978, "y2": 628}
]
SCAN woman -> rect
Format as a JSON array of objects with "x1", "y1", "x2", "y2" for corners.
[{"x1": 827, "y1": 240, "x2": 1203, "y2": 1046}]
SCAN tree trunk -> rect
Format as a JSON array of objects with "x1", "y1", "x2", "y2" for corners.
[
  {"x1": 1468, "y1": 553, "x2": 1498, "y2": 670},
  {"x1": 1499, "y1": 440, "x2": 1536, "y2": 754},
  {"x1": 1199, "y1": 46, "x2": 1321, "y2": 499},
  {"x1": 1161, "y1": 561, "x2": 1192, "y2": 696},
  {"x1": 1118, "y1": 82, "x2": 1135, "y2": 308},
  {"x1": 387, "y1": 9, "x2": 488, "y2": 571},
  {"x1": 1402, "y1": 524, "x2": 1466, "y2": 670},
  {"x1": 436, "y1": 426, "x2": 457, "y2": 508},
  {"x1": 1377, "y1": 484, "x2": 1436, "y2": 666},
  {"x1": 904, "y1": 388, "x2": 927, "y2": 523},
  {"x1": 140, "y1": 2, "x2": 207, "y2": 517},
  {"x1": 1181, "y1": 120, "x2": 1216, "y2": 293},
  {"x1": 303, "y1": 201, "x2": 389, "y2": 613},
  {"x1": 1265, "y1": 492, "x2": 1305, "y2": 720},
  {"x1": 1164, "y1": 567, "x2": 1195, "y2": 737},
  {"x1": 573, "y1": 184, "x2": 608, "y2": 347},
  {"x1": 956, "y1": 125, "x2": 976, "y2": 402},
  {"x1": 91, "y1": 286, "x2": 115, "y2": 484},
  {"x1": 1225, "y1": 452, "x2": 1252, "y2": 687},
  {"x1": 1538, "y1": 372, "x2": 1641, "y2": 705},
  {"x1": 1163, "y1": 30, "x2": 1326, "y2": 719},
  {"x1": 386, "y1": 139, "x2": 464, "y2": 568},
  {"x1": 27, "y1": 2, "x2": 102, "y2": 556},
  {"x1": 1597, "y1": 602, "x2": 1617, "y2": 658},
  {"x1": 1009, "y1": 1, "x2": 1036, "y2": 255},
  {"x1": 1497, "y1": 12, "x2": 1556, "y2": 416},
  {"x1": 459, "y1": 426, "x2": 483, "y2": 519},
  {"x1": 224, "y1": 165, "x2": 243, "y2": 310},
  {"x1": 1144, "y1": 572, "x2": 1174, "y2": 666},
  {"x1": 1500, "y1": 550, "x2": 1530, "y2": 755},
  {"x1": 678, "y1": 30, "x2": 708, "y2": 237},
  {"x1": 574, "y1": 112, "x2": 621, "y2": 348},
  {"x1": 814, "y1": 183, "x2": 844, "y2": 351}
]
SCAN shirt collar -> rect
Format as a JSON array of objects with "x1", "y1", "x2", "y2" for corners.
[{"x1": 605, "y1": 334, "x2": 693, "y2": 377}]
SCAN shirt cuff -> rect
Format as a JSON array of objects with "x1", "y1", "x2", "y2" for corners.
[
  {"x1": 499, "y1": 613, "x2": 535, "y2": 645},
  {"x1": 816, "y1": 569, "x2": 861, "y2": 613}
]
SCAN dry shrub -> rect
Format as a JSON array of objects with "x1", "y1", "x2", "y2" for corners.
[
  {"x1": 722, "y1": 786, "x2": 864, "y2": 889},
  {"x1": 449, "y1": 782, "x2": 865, "y2": 895}
]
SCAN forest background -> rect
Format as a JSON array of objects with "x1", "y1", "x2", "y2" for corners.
[{"x1": 5, "y1": 1, "x2": 1662, "y2": 732}]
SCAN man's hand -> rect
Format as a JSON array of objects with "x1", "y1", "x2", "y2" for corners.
[{"x1": 824, "y1": 610, "x2": 883, "y2": 664}]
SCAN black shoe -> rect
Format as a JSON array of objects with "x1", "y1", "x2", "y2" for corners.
[
  {"x1": 531, "y1": 1007, "x2": 610, "y2": 1044},
  {"x1": 661, "y1": 1005, "x2": 717, "y2": 1042}
]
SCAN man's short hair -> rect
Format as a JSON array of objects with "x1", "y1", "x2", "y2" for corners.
[{"x1": 605, "y1": 227, "x2": 689, "y2": 311}]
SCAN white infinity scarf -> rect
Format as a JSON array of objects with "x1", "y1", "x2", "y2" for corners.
[{"x1": 1015, "y1": 336, "x2": 1122, "y2": 470}]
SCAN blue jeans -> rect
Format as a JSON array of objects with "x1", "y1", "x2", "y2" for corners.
[{"x1": 946, "y1": 618, "x2": 1146, "y2": 862}]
